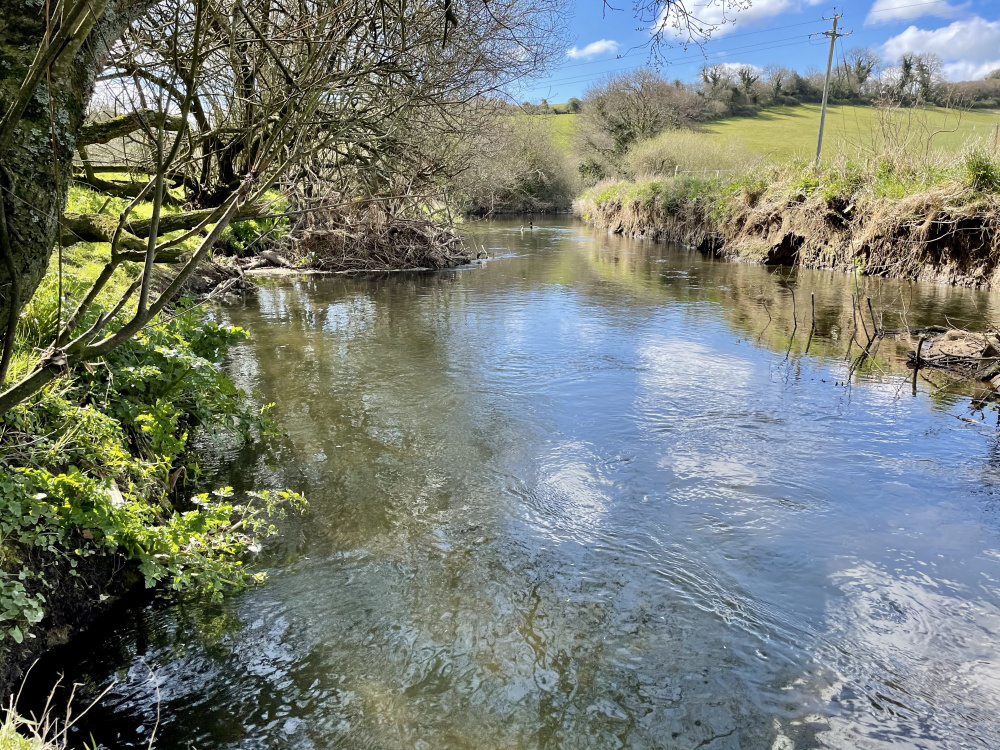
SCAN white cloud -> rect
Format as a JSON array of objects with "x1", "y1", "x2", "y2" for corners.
[
  {"x1": 566, "y1": 39, "x2": 619, "y2": 59},
  {"x1": 715, "y1": 62, "x2": 761, "y2": 74},
  {"x1": 865, "y1": 0, "x2": 967, "y2": 25},
  {"x1": 942, "y1": 59, "x2": 1000, "y2": 80},
  {"x1": 882, "y1": 17, "x2": 1000, "y2": 80},
  {"x1": 653, "y1": 0, "x2": 823, "y2": 40}
]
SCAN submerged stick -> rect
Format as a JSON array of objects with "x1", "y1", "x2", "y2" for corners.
[
  {"x1": 805, "y1": 292, "x2": 816, "y2": 354},
  {"x1": 867, "y1": 296, "x2": 879, "y2": 337},
  {"x1": 856, "y1": 294, "x2": 872, "y2": 345},
  {"x1": 912, "y1": 335, "x2": 926, "y2": 396},
  {"x1": 785, "y1": 285, "x2": 798, "y2": 362}
]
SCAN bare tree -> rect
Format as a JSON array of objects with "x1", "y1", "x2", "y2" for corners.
[
  {"x1": 763, "y1": 64, "x2": 790, "y2": 103},
  {"x1": 644, "y1": 0, "x2": 753, "y2": 48},
  {"x1": 0, "y1": 0, "x2": 565, "y2": 415},
  {"x1": 578, "y1": 68, "x2": 705, "y2": 163},
  {"x1": 0, "y1": 0, "x2": 739, "y2": 417}
]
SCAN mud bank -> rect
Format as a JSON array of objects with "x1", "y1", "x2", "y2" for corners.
[{"x1": 575, "y1": 176, "x2": 1000, "y2": 289}]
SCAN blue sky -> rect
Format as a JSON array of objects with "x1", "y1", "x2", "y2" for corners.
[{"x1": 519, "y1": 0, "x2": 1000, "y2": 102}]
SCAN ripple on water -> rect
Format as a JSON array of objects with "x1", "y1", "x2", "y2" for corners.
[{"x1": 42, "y1": 216, "x2": 1000, "y2": 750}]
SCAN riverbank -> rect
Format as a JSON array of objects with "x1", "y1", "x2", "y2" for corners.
[
  {"x1": 574, "y1": 152, "x2": 1000, "y2": 289},
  {"x1": 0, "y1": 187, "x2": 479, "y2": 700},
  {"x1": 0, "y1": 235, "x2": 309, "y2": 699}
]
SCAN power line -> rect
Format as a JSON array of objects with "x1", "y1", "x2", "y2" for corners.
[
  {"x1": 530, "y1": 0, "x2": 982, "y2": 96},
  {"x1": 537, "y1": 35, "x2": 816, "y2": 89},
  {"x1": 865, "y1": 0, "x2": 963, "y2": 17},
  {"x1": 551, "y1": 0, "x2": 973, "y2": 80},
  {"x1": 557, "y1": 18, "x2": 825, "y2": 73}
]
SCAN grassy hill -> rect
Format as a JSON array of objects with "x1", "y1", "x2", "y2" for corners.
[
  {"x1": 527, "y1": 105, "x2": 1000, "y2": 166},
  {"x1": 532, "y1": 113, "x2": 578, "y2": 153},
  {"x1": 702, "y1": 104, "x2": 1000, "y2": 162}
]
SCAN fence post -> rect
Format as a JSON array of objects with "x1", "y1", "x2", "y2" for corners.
[{"x1": 674, "y1": 165, "x2": 680, "y2": 177}]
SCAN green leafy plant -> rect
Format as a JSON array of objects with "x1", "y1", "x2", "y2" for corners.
[
  {"x1": 0, "y1": 305, "x2": 305, "y2": 645},
  {"x1": 963, "y1": 147, "x2": 1000, "y2": 193}
]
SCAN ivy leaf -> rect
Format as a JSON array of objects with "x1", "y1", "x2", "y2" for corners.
[{"x1": 10, "y1": 626, "x2": 23, "y2": 644}]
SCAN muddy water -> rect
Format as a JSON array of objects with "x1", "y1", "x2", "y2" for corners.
[{"x1": 57, "y1": 217, "x2": 1000, "y2": 748}]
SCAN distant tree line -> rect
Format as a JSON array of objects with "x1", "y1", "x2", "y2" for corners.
[
  {"x1": 463, "y1": 49, "x2": 1000, "y2": 215},
  {"x1": 522, "y1": 49, "x2": 1000, "y2": 123}
]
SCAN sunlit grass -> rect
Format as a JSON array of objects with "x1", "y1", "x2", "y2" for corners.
[{"x1": 702, "y1": 104, "x2": 1000, "y2": 162}]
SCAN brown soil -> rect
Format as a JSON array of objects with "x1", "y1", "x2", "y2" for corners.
[{"x1": 578, "y1": 182, "x2": 1000, "y2": 290}]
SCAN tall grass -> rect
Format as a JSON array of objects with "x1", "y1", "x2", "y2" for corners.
[
  {"x1": 582, "y1": 127, "x2": 1000, "y2": 218},
  {"x1": 0, "y1": 675, "x2": 117, "y2": 750},
  {"x1": 626, "y1": 129, "x2": 759, "y2": 177}
]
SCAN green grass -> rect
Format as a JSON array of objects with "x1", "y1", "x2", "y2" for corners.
[
  {"x1": 530, "y1": 113, "x2": 579, "y2": 156},
  {"x1": 703, "y1": 104, "x2": 1000, "y2": 162},
  {"x1": 523, "y1": 105, "x2": 1000, "y2": 166}
]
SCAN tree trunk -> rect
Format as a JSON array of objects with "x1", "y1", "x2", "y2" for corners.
[{"x1": 0, "y1": 0, "x2": 148, "y2": 334}]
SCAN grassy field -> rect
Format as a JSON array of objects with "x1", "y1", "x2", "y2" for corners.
[
  {"x1": 533, "y1": 113, "x2": 578, "y2": 153},
  {"x1": 703, "y1": 104, "x2": 1000, "y2": 162},
  {"x1": 530, "y1": 105, "x2": 1000, "y2": 165}
]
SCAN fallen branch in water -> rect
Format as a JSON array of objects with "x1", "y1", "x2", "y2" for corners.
[{"x1": 284, "y1": 204, "x2": 470, "y2": 272}]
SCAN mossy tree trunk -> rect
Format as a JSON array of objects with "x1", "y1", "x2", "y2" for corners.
[{"x1": 0, "y1": 0, "x2": 147, "y2": 337}]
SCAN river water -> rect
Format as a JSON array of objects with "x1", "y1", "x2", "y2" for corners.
[{"x1": 53, "y1": 217, "x2": 1000, "y2": 748}]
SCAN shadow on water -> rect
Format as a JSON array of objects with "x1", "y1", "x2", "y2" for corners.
[{"x1": 29, "y1": 216, "x2": 1000, "y2": 749}]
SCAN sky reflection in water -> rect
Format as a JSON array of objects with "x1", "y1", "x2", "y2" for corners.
[{"x1": 52, "y1": 217, "x2": 1000, "y2": 749}]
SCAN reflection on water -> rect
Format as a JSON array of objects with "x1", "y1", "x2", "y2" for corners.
[{"x1": 45, "y1": 217, "x2": 1000, "y2": 749}]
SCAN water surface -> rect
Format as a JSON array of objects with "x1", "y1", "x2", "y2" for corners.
[{"x1": 56, "y1": 217, "x2": 1000, "y2": 749}]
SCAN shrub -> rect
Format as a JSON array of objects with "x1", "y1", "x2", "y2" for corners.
[
  {"x1": 457, "y1": 115, "x2": 579, "y2": 213},
  {"x1": 963, "y1": 147, "x2": 1000, "y2": 193},
  {"x1": 0, "y1": 300, "x2": 306, "y2": 645}
]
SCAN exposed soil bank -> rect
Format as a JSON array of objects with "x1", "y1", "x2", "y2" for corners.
[
  {"x1": 574, "y1": 177, "x2": 1000, "y2": 289},
  {"x1": 0, "y1": 551, "x2": 138, "y2": 697}
]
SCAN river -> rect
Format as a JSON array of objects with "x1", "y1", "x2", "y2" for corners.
[{"x1": 47, "y1": 216, "x2": 1000, "y2": 748}]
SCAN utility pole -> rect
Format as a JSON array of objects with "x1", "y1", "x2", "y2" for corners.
[{"x1": 814, "y1": 14, "x2": 851, "y2": 166}]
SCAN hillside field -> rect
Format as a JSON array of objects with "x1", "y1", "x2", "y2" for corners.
[
  {"x1": 532, "y1": 105, "x2": 1000, "y2": 165},
  {"x1": 703, "y1": 104, "x2": 1000, "y2": 162},
  {"x1": 533, "y1": 113, "x2": 578, "y2": 153}
]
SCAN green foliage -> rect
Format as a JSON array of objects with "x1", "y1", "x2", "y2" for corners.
[
  {"x1": 818, "y1": 162, "x2": 866, "y2": 203},
  {"x1": 963, "y1": 148, "x2": 1000, "y2": 193},
  {"x1": 0, "y1": 707, "x2": 48, "y2": 750},
  {"x1": 0, "y1": 574, "x2": 43, "y2": 644},
  {"x1": 578, "y1": 175, "x2": 719, "y2": 221},
  {"x1": 0, "y1": 303, "x2": 306, "y2": 644},
  {"x1": 13, "y1": 242, "x2": 141, "y2": 364},
  {"x1": 625, "y1": 129, "x2": 756, "y2": 178},
  {"x1": 219, "y1": 193, "x2": 290, "y2": 256},
  {"x1": 577, "y1": 158, "x2": 606, "y2": 184},
  {"x1": 785, "y1": 164, "x2": 821, "y2": 199}
]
